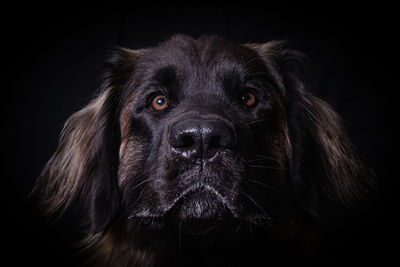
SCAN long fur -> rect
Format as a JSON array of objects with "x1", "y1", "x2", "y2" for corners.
[{"x1": 33, "y1": 35, "x2": 371, "y2": 266}]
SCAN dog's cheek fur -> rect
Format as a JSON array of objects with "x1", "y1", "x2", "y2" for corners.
[{"x1": 118, "y1": 136, "x2": 149, "y2": 204}]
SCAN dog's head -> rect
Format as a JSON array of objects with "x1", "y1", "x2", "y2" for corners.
[
  {"x1": 118, "y1": 36, "x2": 294, "y2": 227},
  {"x1": 34, "y1": 35, "x2": 365, "y2": 239}
]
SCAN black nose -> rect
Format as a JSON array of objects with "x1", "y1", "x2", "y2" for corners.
[{"x1": 168, "y1": 119, "x2": 236, "y2": 159}]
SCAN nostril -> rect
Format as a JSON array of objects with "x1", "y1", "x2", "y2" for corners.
[
  {"x1": 182, "y1": 135, "x2": 195, "y2": 148},
  {"x1": 169, "y1": 128, "x2": 198, "y2": 149}
]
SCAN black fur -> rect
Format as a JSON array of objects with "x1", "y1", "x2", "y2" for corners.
[{"x1": 33, "y1": 35, "x2": 371, "y2": 266}]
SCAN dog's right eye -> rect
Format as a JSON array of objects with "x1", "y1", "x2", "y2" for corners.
[
  {"x1": 241, "y1": 91, "x2": 257, "y2": 108},
  {"x1": 150, "y1": 94, "x2": 168, "y2": 111}
]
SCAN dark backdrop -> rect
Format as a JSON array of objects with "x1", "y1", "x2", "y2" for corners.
[{"x1": 5, "y1": 3, "x2": 396, "y2": 266}]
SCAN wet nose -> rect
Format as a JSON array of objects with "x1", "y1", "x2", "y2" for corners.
[{"x1": 168, "y1": 119, "x2": 235, "y2": 159}]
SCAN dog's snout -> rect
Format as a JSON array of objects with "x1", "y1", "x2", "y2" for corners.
[{"x1": 169, "y1": 119, "x2": 235, "y2": 159}]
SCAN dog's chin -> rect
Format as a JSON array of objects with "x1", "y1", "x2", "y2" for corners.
[
  {"x1": 174, "y1": 190, "x2": 228, "y2": 220},
  {"x1": 165, "y1": 187, "x2": 233, "y2": 233}
]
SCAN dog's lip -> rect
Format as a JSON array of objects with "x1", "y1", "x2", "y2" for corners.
[
  {"x1": 128, "y1": 183, "x2": 238, "y2": 221},
  {"x1": 128, "y1": 184, "x2": 273, "y2": 227},
  {"x1": 161, "y1": 182, "x2": 238, "y2": 217}
]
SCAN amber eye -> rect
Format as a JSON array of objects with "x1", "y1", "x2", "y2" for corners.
[
  {"x1": 241, "y1": 92, "x2": 256, "y2": 107},
  {"x1": 150, "y1": 95, "x2": 168, "y2": 111}
]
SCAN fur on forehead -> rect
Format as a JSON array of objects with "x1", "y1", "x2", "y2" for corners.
[{"x1": 134, "y1": 35, "x2": 264, "y2": 74}]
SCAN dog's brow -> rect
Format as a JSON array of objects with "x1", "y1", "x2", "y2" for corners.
[
  {"x1": 220, "y1": 67, "x2": 245, "y2": 91},
  {"x1": 152, "y1": 65, "x2": 179, "y2": 88}
]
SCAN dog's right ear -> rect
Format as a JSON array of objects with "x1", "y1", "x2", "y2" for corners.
[{"x1": 32, "y1": 47, "x2": 143, "y2": 233}]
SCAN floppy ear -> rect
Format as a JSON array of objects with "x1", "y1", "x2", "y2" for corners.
[
  {"x1": 249, "y1": 42, "x2": 368, "y2": 216},
  {"x1": 33, "y1": 48, "x2": 141, "y2": 232}
]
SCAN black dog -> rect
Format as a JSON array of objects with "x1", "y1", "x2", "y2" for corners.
[{"x1": 34, "y1": 34, "x2": 370, "y2": 266}]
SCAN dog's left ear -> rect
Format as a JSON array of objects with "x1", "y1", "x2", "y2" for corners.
[
  {"x1": 247, "y1": 42, "x2": 371, "y2": 216},
  {"x1": 33, "y1": 48, "x2": 142, "y2": 233}
]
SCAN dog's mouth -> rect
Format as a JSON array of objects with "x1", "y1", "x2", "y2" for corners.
[
  {"x1": 129, "y1": 182, "x2": 273, "y2": 230},
  {"x1": 157, "y1": 183, "x2": 236, "y2": 234},
  {"x1": 163, "y1": 183, "x2": 237, "y2": 221}
]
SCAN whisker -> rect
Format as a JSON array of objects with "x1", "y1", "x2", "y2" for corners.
[
  {"x1": 189, "y1": 225, "x2": 216, "y2": 236},
  {"x1": 245, "y1": 154, "x2": 282, "y2": 167},
  {"x1": 246, "y1": 178, "x2": 275, "y2": 190},
  {"x1": 247, "y1": 165, "x2": 286, "y2": 171},
  {"x1": 247, "y1": 154, "x2": 280, "y2": 161},
  {"x1": 239, "y1": 190, "x2": 270, "y2": 220},
  {"x1": 235, "y1": 220, "x2": 242, "y2": 233},
  {"x1": 245, "y1": 158, "x2": 280, "y2": 164},
  {"x1": 246, "y1": 178, "x2": 287, "y2": 199},
  {"x1": 133, "y1": 215, "x2": 145, "y2": 229},
  {"x1": 244, "y1": 71, "x2": 269, "y2": 77},
  {"x1": 239, "y1": 119, "x2": 270, "y2": 128},
  {"x1": 130, "y1": 186, "x2": 149, "y2": 208},
  {"x1": 132, "y1": 178, "x2": 151, "y2": 190},
  {"x1": 178, "y1": 219, "x2": 183, "y2": 254}
]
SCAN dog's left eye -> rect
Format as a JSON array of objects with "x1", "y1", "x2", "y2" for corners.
[
  {"x1": 150, "y1": 95, "x2": 168, "y2": 111},
  {"x1": 241, "y1": 91, "x2": 257, "y2": 107}
]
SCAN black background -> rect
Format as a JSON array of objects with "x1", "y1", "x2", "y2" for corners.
[{"x1": 5, "y1": 3, "x2": 396, "y2": 266}]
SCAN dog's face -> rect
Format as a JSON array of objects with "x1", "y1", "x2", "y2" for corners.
[
  {"x1": 35, "y1": 35, "x2": 366, "y2": 265},
  {"x1": 119, "y1": 36, "x2": 290, "y2": 226}
]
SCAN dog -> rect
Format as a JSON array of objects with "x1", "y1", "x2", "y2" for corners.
[{"x1": 33, "y1": 34, "x2": 370, "y2": 266}]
